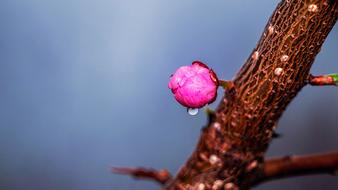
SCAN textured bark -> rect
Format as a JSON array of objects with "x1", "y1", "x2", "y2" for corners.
[{"x1": 165, "y1": 0, "x2": 338, "y2": 189}]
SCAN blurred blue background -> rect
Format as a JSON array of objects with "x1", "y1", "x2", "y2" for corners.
[{"x1": 1, "y1": 0, "x2": 338, "y2": 189}]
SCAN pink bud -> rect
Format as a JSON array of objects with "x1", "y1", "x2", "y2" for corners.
[{"x1": 168, "y1": 61, "x2": 219, "y2": 108}]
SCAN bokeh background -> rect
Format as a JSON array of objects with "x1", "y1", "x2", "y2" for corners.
[{"x1": 1, "y1": 0, "x2": 338, "y2": 189}]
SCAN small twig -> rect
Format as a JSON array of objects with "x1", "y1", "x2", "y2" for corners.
[
  {"x1": 308, "y1": 74, "x2": 338, "y2": 86},
  {"x1": 112, "y1": 167, "x2": 172, "y2": 185},
  {"x1": 258, "y1": 151, "x2": 338, "y2": 184}
]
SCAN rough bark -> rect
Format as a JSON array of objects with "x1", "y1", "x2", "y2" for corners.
[{"x1": 165, "y1": 0, "x2": 338, "y2": 189}]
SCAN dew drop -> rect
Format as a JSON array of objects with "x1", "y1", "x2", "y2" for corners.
[{"x1": 187, "y1": 108, "x2": 199, "y2": 116}]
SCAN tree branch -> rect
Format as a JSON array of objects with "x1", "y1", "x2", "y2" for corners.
[
  {"x1": 112, "y1": 167, "x2": 172, "y2": 185},
  {"x1": 254, "y1": 151, "x2": 338, "y2": 185},
  {"x1": 308, "y1": 74, "x2": 338, "y2": 86},
  {"x1": 114, "y1": 1, "x2": 338, "y2": 189},
  {"x1": 165, "y1": 0, "x2": 338, "y2": 189}
]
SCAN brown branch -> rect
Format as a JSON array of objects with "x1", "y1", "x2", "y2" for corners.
[
  {"x1": 114, "y1": 1, "x2": 338, "y2": 189},
  {"x1": 255, "y1": 151, "x2": 338, "y2": 185},
  {"x1": 112, "y1": 167, "x2": 172, "y2": 185},
  {"x1": 164, "y1": 0, "x2": 338, "y2": 189},
  {"x1": 308, "y1": 74, "x2": 338, "y2": 86}
]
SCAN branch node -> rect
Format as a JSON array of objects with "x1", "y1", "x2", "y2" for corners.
[{"x1": 219, "y1": 80, "x2": 235, "y2": 91}]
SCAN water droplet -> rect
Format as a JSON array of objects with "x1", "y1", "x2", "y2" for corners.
[{"x1": 187, "y1": 108, "x2": 199, "y2": 116}]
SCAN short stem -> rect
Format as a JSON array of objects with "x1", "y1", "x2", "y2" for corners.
[
  {"x1": 308, "y1": 74, "x2": 338, "y2": 86},
  {"x1": 219, "y1": 80, "x2": 235, "y2": 90}
]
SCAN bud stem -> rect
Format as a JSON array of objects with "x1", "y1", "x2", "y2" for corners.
[{"x1": 219, "y1": 80, "x2": 235, "y2": 90}]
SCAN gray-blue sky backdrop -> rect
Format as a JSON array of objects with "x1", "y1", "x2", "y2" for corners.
[{"x1": 1, "y1": 0, "x2": 338, "y2": 189}]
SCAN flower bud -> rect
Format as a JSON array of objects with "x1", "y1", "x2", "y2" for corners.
[{"x1": 168, "y1": 61, "x2": 218, "y2": 108}]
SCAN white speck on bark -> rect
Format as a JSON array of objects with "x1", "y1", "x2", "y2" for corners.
[
  {"x1": 212, "y1": 180, "x2": 223, "y2": 190},
  {"x1": 246, "y1": 160, "x2": 259, "y2": 171},
  {"x1": 251, "y1": 51, "x2": 259, "y2": 61},
  {"x1": 274, "y1": 68, "x2": 283, "y2": 76},
  {"x1": 209, "y1": 154, "x2": 220, "y2": 165},
  {"x1": 197, "y1": 183, "x2": 205, "y2": 190},
  {"x1": 308, "y1": 4, "x2": 318, "y2": 12},
  {"x1": 224, "y1": 183, "x2": 235, "y2": 190},
  {"x1": 280, "y1": 55, "x2": 289, "y2": 62},
  {"x1": 213, "y1": 122, "x2": 221, "y2": 131},
  {"x1": 268, "y1": 25, "x2": 274, "y2": 35}
]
